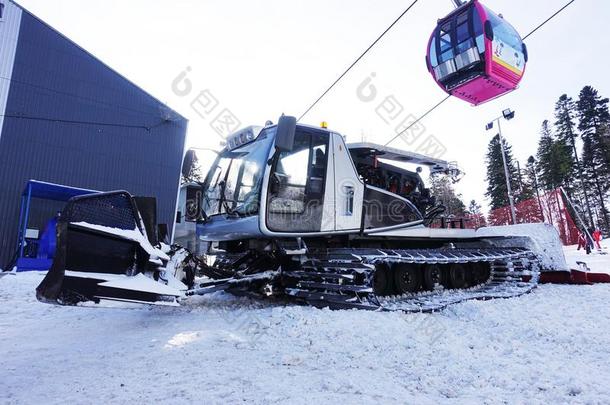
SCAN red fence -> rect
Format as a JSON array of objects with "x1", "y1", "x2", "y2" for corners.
[{"x1": 487, "y1": 189, "x2": 579, "y2": 245}]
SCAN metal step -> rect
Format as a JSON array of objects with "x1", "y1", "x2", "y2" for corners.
[
  {"x1": 283, "y1": 270, "x2": 356, "y2": 281},
  {"x1": 296, "y1": 280, "x2": 373, "y2": 293},
  {"x1": 301, "y1": 260, "x2": 373, "y2": 270},
  {"x1": 285, "y1": 288, "x2": 380, "y2": 311}
]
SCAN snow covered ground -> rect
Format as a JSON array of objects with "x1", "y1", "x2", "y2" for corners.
[
  {"x1": 564, "y1": 239, "x2": 610, "y2": 274},
  {"x1": 1, "y1": 246, "x2": 610, "y2": 404}
]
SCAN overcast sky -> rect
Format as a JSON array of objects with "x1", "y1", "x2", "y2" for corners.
[{"x1": 17, "y1": 0, "x2": 610, "y2": 210}]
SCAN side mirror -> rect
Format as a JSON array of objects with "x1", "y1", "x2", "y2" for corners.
[{"x1": 275, "y1": 115, "x2": 296, "y2": 152}]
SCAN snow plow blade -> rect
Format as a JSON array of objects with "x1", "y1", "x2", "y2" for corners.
[
  {"x1": 36, "y1": 191, "x2": 184, "y2": 306},
  {"x1": 539, "y1": 270, "x2": 610, "y2": 284},
  {"x1": 476, "y1": 223, "x2": 569, "y2": 273}
]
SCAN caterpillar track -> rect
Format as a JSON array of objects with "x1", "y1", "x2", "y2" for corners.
[{"x1": 282, "y1": 248, "x2": 541, "y2": 312}]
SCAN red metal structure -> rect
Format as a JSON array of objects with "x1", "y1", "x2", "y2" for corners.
[
  {"x1": 426, "y1": 0, "x2": 528, "y2": 105},
  {"x1": 488, "y1": 188, "x2": 579, "y2": 246}
]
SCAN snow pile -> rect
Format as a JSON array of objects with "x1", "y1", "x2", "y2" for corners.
[
  {"x1": 477, "y1": 223, "x2": 568, "y2": 271},
  {"x1": 2, "y1": 267, "x2": 610, "y2": 403}
]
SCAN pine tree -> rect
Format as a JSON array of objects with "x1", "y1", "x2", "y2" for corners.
[
  {"x1": 467, "y1": 200, "x2": 481, "y2": 215},
  {"x1": 524, "y1": 155, "x2": 545, "y2": 219},
  {"x1": 554, "y1": 95, "x2": 596, "y2": 227},
  {"x1": 510, "y1": 156, "x2": 539, "y2": 223},
  {"x1": 576, "y1": 86, "x2": 610, "y2": 231},
  {"x1": 525, "y1": 156, "x2": 540, "y2": 197},
  {"x1": 467, "y1": 199, "x2": 487, "y2": 228},
  {"x1": 485, "y1": 134, "x2": 520, "y2": 211},
  {"x1": 429, "y1": 175, "x2": 466, "y2": 217},
  {"x1": 554, "y1": 94, "x2": 578, "y2": 172},
  {"x1": 535, "y1": 123, "x2": 554, "y2": 190},
  {"x1": 600, "y1": 122, "x2": 610, "y2": 172},
  {"x1": 535, "y1": 120, "x2": 571, "y2": 191},
  {"x1": 516, "y1": 162, "x2": 535, "y2": 202},
  {"x1": 181, "y1": 149, "x2": 202, "y2": 184}
]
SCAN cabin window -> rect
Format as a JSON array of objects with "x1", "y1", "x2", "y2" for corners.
[
  {"x1": 486, "y1": 8, "x2": 522, "y2": 50},
  {"x1": 456, "y1": 20, "x2": 469, "y2": 43},
  {"x1": 267, "y1": 131, "x2": 329, "y2": 232},
  {"x1": 429, "y1": 34, "x2": 438, "y2": 67},
  {"x1": 439, "y1": 24, "x2": 452, "y2": 52},
  {"x1": 438, "y1": 23, "x2": 454, "y2": 63},
  {"x1": 472, "y1": 7, "x2": 485, "y2": 53},
  {"x1": 456, "y1": 20, "x2": 472, "y2": 53},
  {"x1": 363, "y1": 187, "x2": 422, "y2": 229}
]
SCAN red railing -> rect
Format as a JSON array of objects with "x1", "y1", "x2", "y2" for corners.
[
  {"x1": 431, "y1": 189, "x2": 579, "y2": 246},
  {"x1": 487, "y1": 189, "x2": 578, "y2": 245}
]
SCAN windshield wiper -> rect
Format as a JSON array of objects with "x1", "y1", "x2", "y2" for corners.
[{"x1": 218, "y1": 180, "x2": 240, "y2": 217}]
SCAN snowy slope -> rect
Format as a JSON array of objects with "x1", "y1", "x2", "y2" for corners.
[
  {"x1": 563, "y1": 239, "x2": 610, "y2": 274},
  {"x1": 2, "y1": 269, "x2": 610, "y2": 404}
]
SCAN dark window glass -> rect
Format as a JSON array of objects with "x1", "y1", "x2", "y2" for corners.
[
  {"x1": 457, "y1": 11, "x2": 468, "y2": 25},
  {"x1": 363, "y1": 187, "x2": 422, "y2": 229},
  {"x1": 456, "y1": 21, "x2": 473, "y2": 53},
  {"x1": 456, "y1": 22, "x2": 470, "y2": 43},
  {"x1": 438, "y1": 23, "x2": 454, "y2": 62},
  {"x1": 439, "y1": 30, "x2": 452, "y2": 53},
  {"x1": 472, "y1": 6, "x2": 485, "y2": 53},
  {"x1": 473, "y1": 7, "x2": 483, "y2": 36}
]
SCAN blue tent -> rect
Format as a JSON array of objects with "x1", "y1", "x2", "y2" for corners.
[{"x1": 15, "y1": 180, "x2": 100, "y2": 272}]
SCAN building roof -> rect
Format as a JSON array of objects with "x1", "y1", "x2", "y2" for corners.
[{"x1": 9, "y1": 0, "x2": 187, "y2": 124}]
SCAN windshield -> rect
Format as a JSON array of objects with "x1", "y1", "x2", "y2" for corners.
[
  {"x1": 202, "y1": 127, "x2": 275, "y2": 217},
  {"x1": 485, "y1": 7, "x2": 522, "y2": 50}
]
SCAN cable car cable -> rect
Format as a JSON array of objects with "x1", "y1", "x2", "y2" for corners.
[
  {"x1": 383, "y1": 95, "x2": 451, "y2": 146},
  {"x1": 298, "y1": 0, "x2": 421, "y2": 122},
  {"x1": 523, "y1": 0, "x2": 576, "y2": 40},
  {"x1": 385, "y1": 0, "x2": 577, "y2": 147}
]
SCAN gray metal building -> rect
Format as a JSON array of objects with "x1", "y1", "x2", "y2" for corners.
[{"x1": 0, "y1": 1, "x2": 188, "y2": 267}]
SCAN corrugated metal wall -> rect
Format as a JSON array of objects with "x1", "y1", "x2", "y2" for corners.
[
  {"x1": 0, "y1": 5, "x2": 187, "y2": 267},
  {"x1": 0, "y1": 1, "x2": 22, "y2": 143}
]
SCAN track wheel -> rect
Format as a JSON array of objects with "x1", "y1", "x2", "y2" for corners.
[
  {"x1": 472, "y1": 263, "x2": 491, "y2": 285},
  {"x1": 373, "y1": 265, "x2": 392, "y2": 296},
  {"x1": 422, "y1": 264, "x2": 443, "y2": 291},
  {"x1": 394, "y1": 264, "x2": 421, "y2": 294},
  {"x1": 448, "y1": 264, "x2": 468, "y2": 289}
]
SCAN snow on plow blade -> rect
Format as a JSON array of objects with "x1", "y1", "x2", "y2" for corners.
[
  {"x1": 476, "y1": 223, "x2": 569, "y2": 273},
  {"x1": 36, "y1": 191, "x2": 184, "y2": 306}
]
